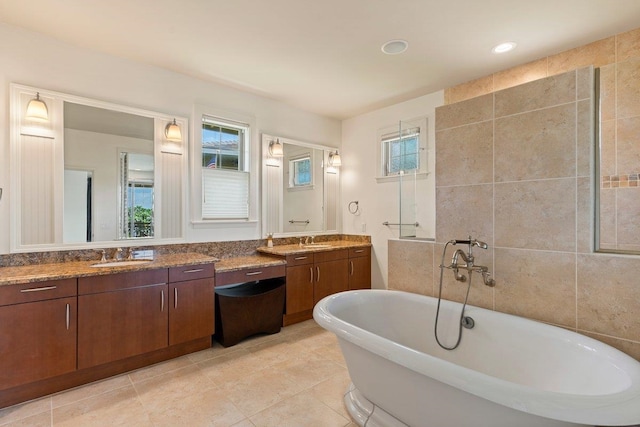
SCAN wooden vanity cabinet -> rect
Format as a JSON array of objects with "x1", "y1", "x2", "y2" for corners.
[
  {"x1": 0, "y1": 279, "x2": 77, "y2": 390},
  {"x1": 78, "y1": 269, "x2": 169, "y2": 369},
  {"x1": 348, "y1": 247, "x2": 372, "y2": 290},
  {"x1": 313, "y1": 249, "x2": 349, "y2": 303},
  {"x1": 168, "y1": 264, "x2": 216, "y2": 346}
]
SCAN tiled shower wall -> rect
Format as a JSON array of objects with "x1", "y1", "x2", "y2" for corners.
[{"x1": 389, "y1": 64, "x2": 640, "y2": 361}]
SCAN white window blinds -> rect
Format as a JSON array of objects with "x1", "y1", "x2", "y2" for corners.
[{"x1": 202, "y1": 168, "x2": 249, "y2": 219}]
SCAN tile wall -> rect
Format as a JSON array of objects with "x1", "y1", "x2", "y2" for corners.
[{"x1": 390, "y1": 57, "x2": 640, "y2": 361}]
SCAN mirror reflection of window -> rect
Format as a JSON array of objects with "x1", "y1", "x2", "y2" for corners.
[
  {"x1": 119, "y1": 152, "x2": 154, "y2": 239},
  {"x1": 289, "y1": 156, "x2": 312, "y2": 187}
]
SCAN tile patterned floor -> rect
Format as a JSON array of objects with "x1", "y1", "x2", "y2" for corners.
[{"x1": 0, "y1": 320, "x2": 357, "y2": 427}]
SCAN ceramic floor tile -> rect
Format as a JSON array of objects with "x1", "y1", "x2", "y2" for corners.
[
  {"x1": 230, "y1": 419, "x2": 256, "y2": 427},
  {"x1": 128, "y1": 355, "x2": 195, "y2": 383},
  {"x1": 310, "y1": 371, "x2": 352, "y2": 419},
  {"x1": 52, "y1": 386, "x2": 152, "y2": 427},
  {"x1": 0, "y1": 398, "x2": 51, "y2": 426},
  {"x1": 249, "y1": 390, "x2": 350, "y2": 427},
  {"x1": 52, "y1": 375, "x2": 132, "y2": 408},
  {"x1": 197, "y1": 348, "x2": 270, "y2": 386},
  {"x1": 1, "y1": 411, "x2": 51, "y2": 427},
  {"x1": 133, "y1": 365, "x2": 217, "y2": 404}
]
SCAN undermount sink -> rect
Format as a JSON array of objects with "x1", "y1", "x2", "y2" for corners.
[
  {"x1": 303, "y1": 244, "x2": 333, "y2": 249},
  {"x1": 91, "y1": 259, "x2": 153, "y2": 268}
]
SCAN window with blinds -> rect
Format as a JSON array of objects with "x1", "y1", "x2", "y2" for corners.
[
  {"x1": 382, "y1": 127, "x2": 420, "y2": 176},
  {"x1": 201, "y1": 116, "x2": 250, "y2": 219}
]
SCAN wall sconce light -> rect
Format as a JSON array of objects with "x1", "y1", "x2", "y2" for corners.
[
  {"x1": 164, "y1": 118, "x2": 182, "y2": 142},
  {"x1": 328, "y1": 150, "x2": 342, "y2": 167},
  {"x1": 25, "y1": 92, "x2": 49, "y2": 122},
  {"x1": 268, "y1": 139, "x2": 284, "y2": 157}
]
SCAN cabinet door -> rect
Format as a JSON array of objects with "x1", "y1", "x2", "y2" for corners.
[
  {"x1": 314, "y1": 259, "x2": 349, "y2": 303},
  {"x1": 285, "y1": 264, "x2": 315, "y2": 314},
  {"x1": 0, "y1": 297, "x2": 77, "y2": 389},
  {"x1": 169, "y1": 278, "x2": 215, "y2": 346},
  {"x1": 78, "y1": 284, "x2": 168, "y2": 369},
  {"x1": 349, "y1": 255, "x2": 371, "y2": 290}
]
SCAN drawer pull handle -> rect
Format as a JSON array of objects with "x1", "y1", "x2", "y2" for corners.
[
  {"x1": 20, "y1": 285, "x2": 57, "y2": 293},
  {"x1": 245, "y1": 271, "x2": 263, "y2": 276},
  {"x1": 182, "y1": 268, "x2": 204, "y2": 274},
  {"x1": 174, "y1": 287, "x2": 178, "y2": 309},
  {"x1": 350, "y1": 261, "x2": 354, "y2": 276},
  {"x1": 294, "y1": 256, "x2": 308, "y2": 260},
  {"x1": 65, "y1": 303, "x2": 70, "y2": 330},
  {"x1": 354, "y1": 249, "x2": 365, "y2": 254},
  {"x1": 316, "y1": 266, "x2": 320, "y2": 282},
  {"x1": 161, "y1": 290, "x2": 165, "y2": 312},
  {"x1": 309, "y1": 267, "x2": 313, "y2": 283}
]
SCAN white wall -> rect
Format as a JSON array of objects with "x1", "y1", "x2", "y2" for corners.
[
  {"x1": 0, "y1": 23, "x2": 341, "y2": 254},
  {"x1": 341, "y1": 91, "x2": 444, "y2": 288}
]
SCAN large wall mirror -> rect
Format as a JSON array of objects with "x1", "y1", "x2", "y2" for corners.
[
  {"x1": 261, "y1": 134, "x2": 339, "y2": 237},
  {"x1": 595, "y1": 64, "x2": 640, "y2": 254},
  {"x1": 9, "y1": 84, "x2": 187, "y2": 252}
]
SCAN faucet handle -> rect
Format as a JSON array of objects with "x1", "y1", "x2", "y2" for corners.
[
  {"x1": 98, "y1": 249, "x2": 106, "y2": 262},
  {"x1": 126, "y1": 247, "x2": 134, "y2": 260},
  {"x1": 113, "y1": 247, "x2": 123, "y2": 261}
]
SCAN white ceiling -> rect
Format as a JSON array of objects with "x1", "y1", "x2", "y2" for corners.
[{"x1": 2, "y1": 0, "x2": 640, "y2": 119}]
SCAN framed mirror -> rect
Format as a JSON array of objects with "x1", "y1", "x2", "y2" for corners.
[
  {"x1": 9, "y1": 83, "x2": 187, "y2": 252},
  {"x1": 261, "y1": 134, "x2": 339, "y2": 237}
]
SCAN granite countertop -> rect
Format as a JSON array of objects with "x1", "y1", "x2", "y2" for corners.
[
  {"x1": 256, "y1": 240, "x2": 371, "y2": 256},
  {"x1": 0, "y1": 252, "x2": 219, "y2": 286},
  {"x1": 214, "y1": 255, "x2": 286, "y2": 273}
]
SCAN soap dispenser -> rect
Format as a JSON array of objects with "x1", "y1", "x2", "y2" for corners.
[{"x1": 267, "y1": 233, "x2": 274, "y2": 248}]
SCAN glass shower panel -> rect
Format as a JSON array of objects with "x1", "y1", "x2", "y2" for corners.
[
  {"x1": 398, "y1": 118, "x2": 421, "y2": 238},
  {"x1": 399, "y1": 170, "x2": 417, "y2": 238}
]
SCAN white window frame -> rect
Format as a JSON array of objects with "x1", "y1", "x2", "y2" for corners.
[
  {"x1": 376, "y1": 116, "x2": 429, "y2": 183},
  {"x1": 191, "y1": 105, "x2": 257, "y2": 225}
]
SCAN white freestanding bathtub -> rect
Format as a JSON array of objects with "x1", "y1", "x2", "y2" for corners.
[{"x1": 313, "y1": 290, "x2": 640, "y2": 427}]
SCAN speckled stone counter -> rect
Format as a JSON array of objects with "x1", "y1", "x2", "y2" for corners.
[
  {"x1": 214, "y1": 255, "x2": 286, "y2": 273},
  {"x1": 256, "y1": 240, "x2": 372, "y2": 256},
  {"x1": 0, "y1": 253, "x2": 219, "y2": 286}
]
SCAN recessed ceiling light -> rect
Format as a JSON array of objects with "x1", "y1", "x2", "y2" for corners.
[
  {"x1": 492, "y1": 42, "x2": 517, "y2": 54},
  {"x1": 381, "y1": 39, "x2": 408, "y2": 55}
]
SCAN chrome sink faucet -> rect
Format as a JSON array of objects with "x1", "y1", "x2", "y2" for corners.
[{"x1": 112, "y1": 247, "x2": 123, "y2": 261}]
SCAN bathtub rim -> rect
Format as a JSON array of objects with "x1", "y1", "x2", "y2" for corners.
[{"x1": 313, "y1": 289, "x2": 640, "y2": 426}]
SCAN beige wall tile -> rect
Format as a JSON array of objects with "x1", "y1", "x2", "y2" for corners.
[
  {"x1": 617, "y1": 27, "x2": 640, "y2": 62},
  {"x1": 577, "y1": 100, "x2": 593, "y2": 178},
  {"x1": 493, "y1": 58, "x2": 548, "y2": 92},
  {"x1": 581, "y1": 331, "x2": 640, "y2": 362},
  {"x1": 599, "y1": 119, "x2": 616, "y2": 176},
  {"x1": 435, "y1": 243, "x2": 494, "y2": 310},
  {"x1": 495, "y1": 70, "x2": 576, "y2": 118},
  {"x1": 445, "y1": 75, "x2": 493, "y2": 104},
  {"x1": 617, "y1": 58, "x2": 640, "y2": 119},
  {"x1": 495, "y1": 179, "x2": 576, "y2": 251},
  {"x1": 495, "y1": 103, "x2": 576, "y2": 182},
  {"x1": 577, "y1": 254, "x2": 640, "y2": 341},
  {"x1": 435, "y1": 94, "x2": 493, "y2": 131},
  {"x1": 388, "y1": 239, "x2": 434, "y2": 296},
  {"x1": 435, "y1": 121, "x2": 493, "y2": 186},
  {"x1": 598, "y1": 64, "x2": 616, "y2": 122},
  {"x1": 435, "y1": 184, "x2": 493, "y2": 245},
  {"x1": 576, "y1": 177, "x2": 593, "y2": 253},
  {"x1": 616, "y1": 116, "x2": 640, "y2": 173},
  {"x1": 547, "y1": 37, "x2": 616, "y2": 75},
  {"x1": 494, "y1": 248, "x2": 576, "y2": 327},
  {"x1": 598, "y1": 188, "x2": 617, "y2": 248},
  {"x1": 616, "y1": 188, "x2": 640, "y2": 246},
  {"x1": 576, "y1": 66, "x2": 594, "y2": 101}
]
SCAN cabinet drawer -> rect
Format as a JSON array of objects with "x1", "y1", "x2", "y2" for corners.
[
  {"x1": 79, "y1": 269, "x2": 168, "y2": 295},
  {"x1": 285, "y1": 254, "x2": 314, "y2": 267},
  {"x1": 314, "y1": 249, "x2": 348, "y2": 263},
  {"x1": 349, "y1": 247, "x2": 371, "y2": 258},
  {"x1": 169, "y1": 263, "x2": 215, "y2": 283},
  {"x1": 216, "y1": 265, "x2": 285, "y2": 287},
  {"x1": 0, "y1": 278, "x2": 77, "y2": 306}
]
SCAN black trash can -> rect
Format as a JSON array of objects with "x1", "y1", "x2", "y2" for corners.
[{"x1": 214, "y1": 277, "x2": 285, "y2": 347}]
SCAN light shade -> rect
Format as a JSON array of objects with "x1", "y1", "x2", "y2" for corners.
[
  {"x1": 269, "y1": 139, "x2": 284, "y2": 157},
  {"x1": 329, "y1": 150, "x2": 342, "y2": 167},
  {"x1": 25, "y1": 92, "x2": 49, "y2": 122},
  {"x1": 165, "y1": 119, "x2": 182, "y2": 142}
]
